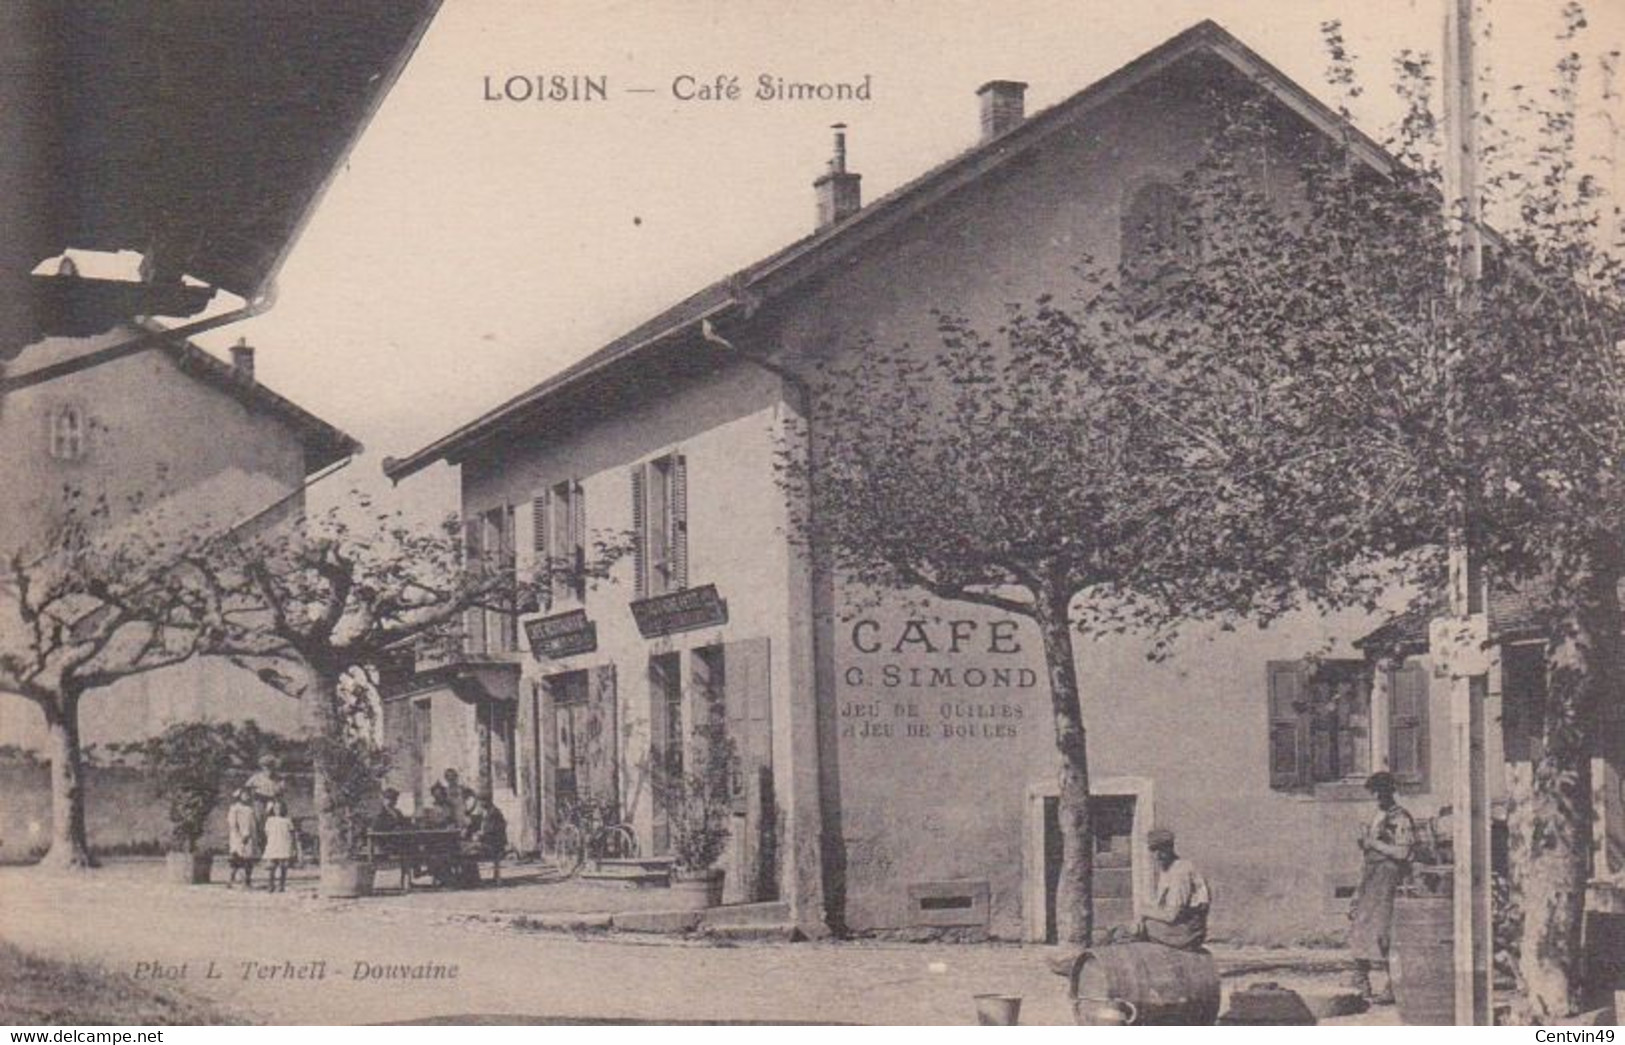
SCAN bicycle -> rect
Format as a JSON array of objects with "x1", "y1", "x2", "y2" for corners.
[{"x1": 552, "y1": 799, "x2": 638, "y2": 877}]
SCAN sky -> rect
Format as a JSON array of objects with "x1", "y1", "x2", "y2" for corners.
[{"x1": 179, "y1": 0, "x2": 1625, "y2": 518}]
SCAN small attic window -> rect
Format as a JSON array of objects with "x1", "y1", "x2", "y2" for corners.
[
  {"x1": 1121, "y1": 181, "x2": 1199, "y2": 309},
  {"x1": 49, "y1": 405, "x2": 87, "y2": 462}
]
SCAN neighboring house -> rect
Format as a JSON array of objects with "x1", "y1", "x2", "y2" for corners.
[
  {"x1": 384, "y1": 22, "x2": 1625, "y2": 943},
  {"x1": 0, "y1": 326, "x2": 360, "y2": 753}
]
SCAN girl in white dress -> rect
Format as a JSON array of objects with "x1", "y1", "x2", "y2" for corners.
[
  {"x1": 226, "y1": 788, "x2": 260, "y2": 888},
  {"x1": 261, "y1": 798, "x2": 298, "y2": 892}
]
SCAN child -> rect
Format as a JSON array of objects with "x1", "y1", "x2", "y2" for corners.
[
  {"x1": 261, "y1": 797, "x2": 298, "y2": 893},
  {"x1": 225, "y1": 788, "x2": 260, "y2": 889}
]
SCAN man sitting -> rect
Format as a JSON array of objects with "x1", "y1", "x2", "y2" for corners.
[
  {"x1": 1136, "y1": 827, "x2": 1212, "y2": 950},
  {"x1": 454, "y1": 794, "x2": 508, "y2": 887},
  {"x1": 372, "y1": 787, "x2": 410, "y2": 833}
]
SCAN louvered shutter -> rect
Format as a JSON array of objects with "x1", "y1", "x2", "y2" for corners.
[
  {"x1": 670, "y1": 454, "x2": 689, "y2": 590},
  {"x1": 1267, "y1": 660, "x2": 1309, "y2": 790},
  {"x1": 528, "y1": 489, "x2": 550, "y2": 612},
  {"x1": 584, "y1": 665, "x2": 619, "y2": 816},
  {"x1": 631, "y1": 464, "x2": 648, "y2": 598},
  {"x1": 572, "y1": 480, "x2": 587, "y2": 601},
  {"x1": 1390, "y1": 663, "x2": 1430, "y2": 786},
  {"x1": 463, "y1": 517, "x2": 486, "y2": 652}
]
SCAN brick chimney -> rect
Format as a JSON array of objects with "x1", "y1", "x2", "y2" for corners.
[
  {"x1": 230, "y1": 337, "x2": 255, "y2": 382},
  {"x1": 814, "y1": 123, "x2": 862, "y2": 230},
  {"x1": 976, "y1": 80, "x2": 1028, "y2": 142}
]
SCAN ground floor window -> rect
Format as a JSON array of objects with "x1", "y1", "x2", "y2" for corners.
[
  {"x1": 1269, "y1": 658, "x2": 1426, "y2": 792},
  {"x1": 551, "y1": 670, "x2": 589, "y2": 814}
]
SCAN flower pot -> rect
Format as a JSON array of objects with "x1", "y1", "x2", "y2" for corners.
[
  {"x1": 319, "y1": 859, "x2": 376, "y2": 898},
  {"x1": 669, "y1": 867, "x2": 725, "y2": 909},
  {"x1": 166, "y1": 850, "x2": 213, "y2": 885}
]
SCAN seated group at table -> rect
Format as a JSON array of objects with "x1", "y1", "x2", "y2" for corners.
[{"x1": 370, "y1": 770, "x2": 507, "y2": 888}]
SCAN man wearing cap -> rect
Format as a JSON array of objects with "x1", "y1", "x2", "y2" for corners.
[
  {"x1": 1136, "y1": 827, "x2": 1211, "y2": 950},
  {"x1": 1348, "y1": 770, "x2": 1415, "y2": 1003}
]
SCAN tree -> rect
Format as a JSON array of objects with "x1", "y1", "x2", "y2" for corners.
[
  {"x1": 1118, "y1": 10, "x2": 1625, "y2": 1018},
  {"x1": 0, "y1": 491, "x2": 214, "y2": 869},
  {"x1": 199, "y1": 498, "x2": 530, "y2": 864},
  {"x1": 780, "y1": 287, "x2": 1220, "y2": 943}
]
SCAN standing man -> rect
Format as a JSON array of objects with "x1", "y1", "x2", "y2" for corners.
[
  {"x1": 1349, "y1": 770, "x2": 1416, "y2": 1004},
  {"x1": 244, "y1": 754, "x2": 286, "y2": 848},
  {"x1": 1137, "y1": 827, "x2": 1211, "y2": 950}
]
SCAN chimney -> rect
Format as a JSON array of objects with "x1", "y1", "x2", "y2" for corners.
[
  {"x1": 814, "y1": 123, "x2": 862, "y2": 230},
  {"x1": 230, "y1": 337, "x2": 255, "y2": 382},
  {"x1": 976, "y1": 80, "x2": 1028, "y2": 142}
]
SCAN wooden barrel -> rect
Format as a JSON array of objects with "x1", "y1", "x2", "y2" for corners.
[
  {"x1": 1069, "y1": 943, "x2": 1222, "y2": 1026},
  {"x1": 1392, "y1": 896, "x2": 1454, "y2": 1026}
]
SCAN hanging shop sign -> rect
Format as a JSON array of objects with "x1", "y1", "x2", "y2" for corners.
[
  {"x1": 524, "y1": 609, "x2": 598, "y2": 660},
  {"x1": 631, "y1": 583, "x2": 728, "y2": 638}
]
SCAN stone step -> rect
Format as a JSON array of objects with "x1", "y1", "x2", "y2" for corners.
[
  {"x1": 595, "y1": 856, "x2": 675, "y2": 873},
  {"x1": 579, "y1": 862, "x2": 671, "y2": 888}
]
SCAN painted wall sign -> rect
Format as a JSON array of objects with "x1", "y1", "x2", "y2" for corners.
[
  {"x1": 837, "y1": 614, "x2": 1039, "y2": 742},
  {"x1": 524, "y1": 609, "x2": 598, "y2": 660},
  {"x1": 630, "y1": 583, "x2": 728, "y2": 638}
]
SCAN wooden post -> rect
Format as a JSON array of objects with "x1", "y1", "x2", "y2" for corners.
[{"x1": 1442, "y1": 0, "x2": 1493, "y2": 1025}]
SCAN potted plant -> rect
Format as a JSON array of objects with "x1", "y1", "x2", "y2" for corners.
[
  {"x1": 661, "y1": 696, "x2": 737, "y2": 910},
  {"x1": 312, "y1": 725, "x2": 390, "y2": 898},
  {"x1": 144, "y1": 723, "x2": 231, "y2": 885}
]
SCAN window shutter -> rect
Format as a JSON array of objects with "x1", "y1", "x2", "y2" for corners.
[
  {"x1": 1267, "y1": 660, "x2": 1308, "y2": 790},
  {"x1": 1390, "y1": 663, "x2": 1430, "y2": 786},
  {"x1": 463, "y1": 517, "x2": 486, "y2": 652},
  {"x1": 572, "y1": 480, "x2": 587, "y2": 601},
  {"x1": 631, "y1": 464, "x2": 648, "y2": 598},
  {"x1": 530, "y1": 489, "x2": 551, "y2": 611},
  {"x1": 670, "y1": 454, "x2": 688, "y2": 590}
]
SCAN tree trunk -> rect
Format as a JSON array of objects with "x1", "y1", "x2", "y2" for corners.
[
  {"x1": 1037, "y1": 585, "x2": 1094, "y2": 945},
  {"x1": 1512, "y1": 549, "x2": 1618, "y2": 1020},
  {"x1": 41, "y1": 691, "x2": 94, "y2": 870},
  {"x1": 310, "y1": 667, "x2": 345, "y2": 865}
]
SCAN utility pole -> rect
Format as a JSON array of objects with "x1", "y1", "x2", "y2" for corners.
[{"x1": 1439, "y1": 0, "x2": 1493, "y2": 1026}]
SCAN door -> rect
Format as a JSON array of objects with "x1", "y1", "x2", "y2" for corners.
[{"x1": 1042, "y1": 793, "x2": 1136, "y2": 943}]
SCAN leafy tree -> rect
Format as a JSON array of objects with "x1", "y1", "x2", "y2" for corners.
[
  {"x1": 142, "y1": 722, "x2": 235, "y2": 854},
  {"x1": 199, "y1": 498, "x2": 533, "y2": 865},
  {"x1": 0, "y1": 492, "x2": 215, "y2": 869},
  {"x1": 780, "y1": 285, "x2": 1215, "y2": 943},
  {"x1": 1119, "y1": 10, "x2": 1625, "y2": 1018}
]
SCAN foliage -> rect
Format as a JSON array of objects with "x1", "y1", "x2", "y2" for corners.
[
  {"x1": 308, "y1": 724, "x2": 390, "y2": 862},
  {"x1": 654, "y1": 680, "x2": 736, "y2": 874},
  {"x1": 140, "y1": 722, "x2": 234, "y2": 853},
  {"x1": 0, "y1": 488, "x2": 225, "y2": 867}
]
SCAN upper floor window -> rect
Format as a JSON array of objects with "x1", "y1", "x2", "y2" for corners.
[
  {"x1": 1121, "y1": 181, "x2": 1198, "y2": 309},
  {"x1": 464, "y1": 504, "x2": 516, "y2": 654},
  {"x1": 49, "y1": 405, "x2": 86, "y2": 461},
  {"x1": 632, "y1": 453, "x2": 688, "y2": 598},
  {"x1": 532, "y1": 480, "x2": 586, "y2": 607}
]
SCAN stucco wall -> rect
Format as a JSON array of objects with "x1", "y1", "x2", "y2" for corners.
[
  {"x1": 458, "y1": 359, "x2": 821, "y2": 915},
  {"x1": 0, "y1": 330, "x2": 315, "y2": 759}
]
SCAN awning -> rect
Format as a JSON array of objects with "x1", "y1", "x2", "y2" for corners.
[{"x1": 1, "y1": 0, "x2": 440, "y2": 346}]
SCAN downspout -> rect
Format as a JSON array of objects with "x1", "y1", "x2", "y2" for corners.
[{"x1": 700, "y1": 317, "x2": 840, "y2": 935}]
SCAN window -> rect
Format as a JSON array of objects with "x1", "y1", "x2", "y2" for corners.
[
  {"x1": 551, "y1": 670, "x2": 589, "y2": 810},
  {"x1": 49, "y1": 405, "x2": 86, "y2": 461},
  {"x1": 1121, "y1": 181, "x2": 1198, "y2": 310},
  {"x1": 464, "y1": 505, "x2": 516, "y2": 653},
  {"x1": 631, "y1": 453, "x2": 688, "y2": 598},
  {"x1": 533, "y1": 480, "x2": 586, "y2": 607},
  {"x1": 480, "y1": 700, "x2": 517, "y2": 794},
  {"x1": 1267, "y1": 659, "x2": 1382, "y2": 791}
]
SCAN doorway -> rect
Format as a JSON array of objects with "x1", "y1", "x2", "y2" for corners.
[{"x1": 1025, "y1": 777, "x2": 1155, "y2": 943}]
